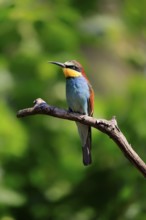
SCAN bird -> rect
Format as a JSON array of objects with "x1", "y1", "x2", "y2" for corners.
[{"x1": 49, "y1": 60, "x2": 94, "y2": 165}]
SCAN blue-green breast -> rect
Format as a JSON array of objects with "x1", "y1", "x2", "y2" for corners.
[{"x1": 66, "y1": 76, "x2": 90, "y2": 115}]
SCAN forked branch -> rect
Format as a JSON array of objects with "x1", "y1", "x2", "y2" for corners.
[{"x1": 17, "y1": 98, "x2": 146, "y2": 178}]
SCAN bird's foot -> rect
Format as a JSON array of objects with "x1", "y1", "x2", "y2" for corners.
[{"x1": 68, "y1": 108, "x2": 73, "y2": 113}]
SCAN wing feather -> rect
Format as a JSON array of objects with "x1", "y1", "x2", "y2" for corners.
[{"x1": 88, "y1": 83, "x2": 94, "y2": 116}]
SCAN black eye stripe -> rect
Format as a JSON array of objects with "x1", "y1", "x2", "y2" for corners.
[{"x1": 66, "y1": 65, "x2": 80, "y2": 72}]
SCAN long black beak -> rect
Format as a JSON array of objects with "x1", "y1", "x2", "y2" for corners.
[{"x1": 48, "y1": 61, "x2": 65, "y2": 68}]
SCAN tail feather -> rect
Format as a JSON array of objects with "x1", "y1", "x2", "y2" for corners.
[
  {"x1": 82, "y1": 126, "x2": 92, "y2": 165},
  {"x1": 76, "y1": 122, "x2": 92, "y2": 166}
]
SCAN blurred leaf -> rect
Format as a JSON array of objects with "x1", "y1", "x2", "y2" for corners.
[
  {"x1": 0, "y1": 186, "x2": 26, "y2": 206},
  {"x1": 0, "y1": 100, "x2": 28, "y2": 157}
]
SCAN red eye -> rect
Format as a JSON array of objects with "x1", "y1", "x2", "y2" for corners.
[{"x1": 67, "y1": 65, "x2": 80, "y2": 72}]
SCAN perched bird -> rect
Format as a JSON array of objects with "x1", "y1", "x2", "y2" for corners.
[{"x1": 49, "y1": 60, "x2": 94, "y2": 165}]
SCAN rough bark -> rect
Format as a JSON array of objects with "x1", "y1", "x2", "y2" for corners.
[{"x1": 17, "y1": 98, "x2": 146, "y2": 178}]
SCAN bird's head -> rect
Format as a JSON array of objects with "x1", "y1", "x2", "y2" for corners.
[{"x1": 49, "y1": 60, "x2": 87, "y2": 79}]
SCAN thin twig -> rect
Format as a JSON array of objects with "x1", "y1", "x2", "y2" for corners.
[{"x1": 17, "y1": 98, "x2": 146, "y2": 178}]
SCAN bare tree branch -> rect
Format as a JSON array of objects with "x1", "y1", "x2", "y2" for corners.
[{"x1": 17, "y1": 98, "x2": 146, "y2": 178}]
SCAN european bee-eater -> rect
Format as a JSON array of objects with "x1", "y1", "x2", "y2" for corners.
[{"x1": 49, "y1": 60, "x2": 94, "y2": 166}]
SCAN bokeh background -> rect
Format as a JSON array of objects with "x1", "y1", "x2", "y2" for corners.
[{"x1": 0, "y1": 0, "x2": 146, "y2": 219}]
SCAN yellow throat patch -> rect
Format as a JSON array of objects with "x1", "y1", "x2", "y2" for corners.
[{"x1": 63, "y1": 68, "x2": 82, "y2": 78}]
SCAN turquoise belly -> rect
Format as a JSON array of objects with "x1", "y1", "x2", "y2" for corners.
[{"x1": 66, "y1": 76, "x2": 90, "y2": 114}]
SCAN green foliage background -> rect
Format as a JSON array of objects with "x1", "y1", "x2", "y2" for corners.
[{"x1": 0, "y1": 0, "x2": 146, "y2": 219}]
